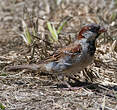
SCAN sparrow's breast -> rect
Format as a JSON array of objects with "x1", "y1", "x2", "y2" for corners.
[{"x1": 63, "y1": 44, "x2": 94, "y2": 73}]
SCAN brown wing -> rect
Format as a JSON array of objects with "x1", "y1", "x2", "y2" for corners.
[{"x1": 45, "y1": 43, "x2": 82, "y2": 62}]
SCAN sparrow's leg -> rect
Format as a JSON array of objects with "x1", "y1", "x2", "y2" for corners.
[
  {"x1": 56, "y1": 74, "x2": 71, "y2": 88},
  {"x1": 56, "y1": 74, "x2": 83, "y2": 90},
  {"x1": 83, "y1": 68, "x2": 94, "y2": 82}
]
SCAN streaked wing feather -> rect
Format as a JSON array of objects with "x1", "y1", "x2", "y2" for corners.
[{"x1": 45, "y1": 43, "x2": 82, "y2": 62}]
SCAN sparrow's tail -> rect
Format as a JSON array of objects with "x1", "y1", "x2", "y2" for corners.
[{"x1": 4, "y1": 64, "x2": 43, "y2": 71}]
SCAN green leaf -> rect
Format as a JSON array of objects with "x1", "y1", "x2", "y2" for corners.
[
  {"x1": 114, "y1": 0, "x2": 117, "y2": 6},
  {"x1": 47, "y1": 22, "x2": 58, "y2": 42},
  {"x1": 52, "y1": 24, "x2": 58, "y2": 41},
  {"x1": 57, "y1": 16, "x2": 72, "y2": 34},
  {"x1": 21, "y1": 20, "x2": 32, "y2": 45},
  {"x1": 25, "y1": 27, "x2": 32, "y2": 45},
  {"x1": 0, "y1": 103, "x2": 5, "y2": 110},
  {"x1": 111, "y1": 12, "x2": 117, "y2": 21},
  {"x1": 57, "y1": 20, "x2": 67, "y2": 34},
  {"x1": 47, "y1": 17, "x2": 72, "y2": 43},
  {"x1": 0, "y1": 73, "x2": 7, "y2": 76}
]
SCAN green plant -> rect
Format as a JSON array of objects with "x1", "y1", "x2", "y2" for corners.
[
  {"x1": 0, "y1": 103, "x2": 5, "y2": 110},
  {"x1": 19, "y1": 18, "x2": 39, "y2": 59},
  {"x1": 114, "y1": 0, "x2": 117, "y2": 6},
  {"x1": 47, "y1": 16, "x2": 72, "y2": 43},
  {"x1": 111, "y1": 12, "x2": 117, "y2": 21},
  {"x1": 20, "y1": 20, "x2": 33, "y2": 45},
  {"x1": 0, "y1": 73, "x2": 7, "y2": 76},
  {"x1": 47, "y1": 22, "x2": 58, "y2": 42}
]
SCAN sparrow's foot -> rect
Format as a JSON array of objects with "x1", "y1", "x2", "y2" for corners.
[
  {"x1": 62, "y1": 81, "x2": 83, "y2": 91},
  {"x1": 54, "y1": 75, "x2": 83, "y2": 90}
]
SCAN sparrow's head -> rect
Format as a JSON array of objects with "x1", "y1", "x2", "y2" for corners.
[{"x1": 78, "y1": 24, "x2": 106, "y2": 42}]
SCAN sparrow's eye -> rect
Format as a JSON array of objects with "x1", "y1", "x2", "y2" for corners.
[{"x1": 89, "y1": 25, "x2": 100, "y2": 33}]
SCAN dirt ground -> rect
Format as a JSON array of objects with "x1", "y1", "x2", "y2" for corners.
[{"x1": 0, "y1": 0, "x2": 117, "y2": 110}]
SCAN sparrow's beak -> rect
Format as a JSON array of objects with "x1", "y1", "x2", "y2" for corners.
[{"x1": 98, "y1": 26, "x2": 107, "y2": 33}]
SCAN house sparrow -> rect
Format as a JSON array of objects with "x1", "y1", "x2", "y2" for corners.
[{"x1": 4, "y1": 24, "x2": 106, "y2": 88}]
